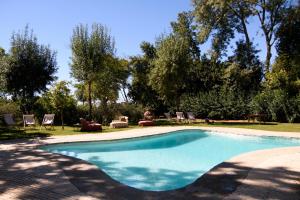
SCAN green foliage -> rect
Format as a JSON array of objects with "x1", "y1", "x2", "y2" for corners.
[
  {"x1": 129, "y1": 42, "x2": 166, "y2": 113},
  {"x1": 251, "y1": 89, "x2": 300, "y2": 122},
  {"x1": 5, "y1": 26, "x2": 57, "y2": 113},
  {"x1": 70, "y1": 23, "x2": 115, "y2": 116},
  {"x1": 49, "y1": 81, "x2": 75, "y2": 129},
  {"x1": 180, "y1": 89, "x2": 250, "y2": 120},
  {"x1": 0, "y1": 99, "x2": 21, "y2": 125},
  {"x1": 0, "y1": 47, "x2": 9, "y2": 97},
  {"x1": 116, "y1": 103, "x2": 144, "y2": 123},
  {"x1": 149, "y1": 35, "x2": 192, "y2": 109},
  {"x1": 34, "y1": 82, "x2": 77, "y2": 126},
  {"x1": 192, "y1": 0, "x2": 252, "y2": 59}
]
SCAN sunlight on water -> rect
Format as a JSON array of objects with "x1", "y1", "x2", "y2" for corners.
[{"x1": 42, "y1": 129, "x2": 300, "y2": 191}]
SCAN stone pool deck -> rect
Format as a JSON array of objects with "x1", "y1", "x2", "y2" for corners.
[{"x1": 0, "y1": 126, "x2": 300, "y2": 199}]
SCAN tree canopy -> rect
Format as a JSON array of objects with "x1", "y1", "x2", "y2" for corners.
[
  {"x1": 5, "y1": 26, "x2": 57, "y2": 113},
  {"x1": 70, "y1": 23, "x2": 115, "y2": 117}
]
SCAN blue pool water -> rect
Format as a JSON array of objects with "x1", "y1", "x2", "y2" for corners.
[{"x1": 41, "y1": 130, "x2": 300, "y2": 191}]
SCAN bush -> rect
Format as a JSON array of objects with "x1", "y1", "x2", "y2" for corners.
[
  {"x1": 180, "y1": 89, "x2": 251, "y2": 120},
  {"x1": 251, "y1": 89, "x2": 300, "y2": 122},
  {"x1": 0, "y1": 99, "x2": 22, "y2": 125},
  {"x1": 116, "y1": 103, "x2": 144, "y2": 123}
]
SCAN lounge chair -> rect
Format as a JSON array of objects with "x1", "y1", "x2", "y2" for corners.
[
  {"x1": 176, "y1": 112, "x2": 186, "y2": 123},
  {"x1": 110, "y1": 116, "x2": 128, "y2": 128},
  {"x1": 23, "y1": 114, "x2": 36, "y2": 128},
  {"x1": 187, "y1": 112, "x2": 196, "y2": 123},
  {"x1": 80, "y1": 118, "x2": 102, "y2": 132},
  {"x1": 3, "y1": 114, "x2": 19, "y2": 128},
  {"x1": 40, "y1": 114, "x2": 55, "y2": 130}
]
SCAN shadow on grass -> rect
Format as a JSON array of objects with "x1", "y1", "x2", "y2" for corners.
[{"x1": 0, "y1": 127, "x2": 51, "y2": 140}]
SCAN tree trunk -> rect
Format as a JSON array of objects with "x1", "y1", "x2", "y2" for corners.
[
  {"x1": 88, "y1": 81, "x2": 92, "y2": 118},
  {"x1": 265, "y1": 42, "x2": 272, "y2": 73},
  {"x1": 61, "y1": 110, "x2": 64, "y2": 130},
  {"x1": 176, "y1": 97, "x2": 180, "y2": 111}
]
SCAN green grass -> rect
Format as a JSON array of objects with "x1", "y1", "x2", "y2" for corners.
[
  {"x1": 0, "y1": 122, "x2": 299, "y2": 140},
  {"x1": 193, "y1": 122, "x2": 300, "y2": 132},
  {"x1": 0, "y1": 125, "x2": 139, "y2": 140}
]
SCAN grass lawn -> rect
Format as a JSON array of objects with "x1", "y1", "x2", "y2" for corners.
[{"x1": 0, "y1": 122, "x2": 299, "y2": 140}]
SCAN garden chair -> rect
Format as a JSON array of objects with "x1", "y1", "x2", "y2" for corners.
[
  {"x1": 3, "y1": 114, "x2": 19, "y2": 129},
  {"x1": 164, "y1": 112, "x2": 172, "y2": 121},
  {"x1": 40, "y1": 114, "x2": 55, "y2": 130},
  {"x1": 110, "y1": 116, "x2": 128, "y2": 128},
  {"x1": 176, "y1": 112, "x2": 186, "y2": 123},
  {"x1": 187, "y1": 112, "x2": 196, "y2": 123},
  {"x1": 23, "y1": 114, "x2": 36, "y2": 128}
]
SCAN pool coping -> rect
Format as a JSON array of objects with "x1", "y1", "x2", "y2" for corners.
[{"x1": 1, "y1": 126, "x2": 300, "y2": 199}]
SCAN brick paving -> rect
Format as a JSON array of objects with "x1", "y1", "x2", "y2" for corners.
[{"x1": 0, "y1": 126, "x2": 300, "y2": 199}]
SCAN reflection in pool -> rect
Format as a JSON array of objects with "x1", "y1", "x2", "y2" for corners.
[{"x1": 41, "y1": 129, "x2": 300, "y2": 191}]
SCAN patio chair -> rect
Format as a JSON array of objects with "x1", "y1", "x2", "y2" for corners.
[
  {"x1": 23, "y1": 114, "x2": 36, "y2": 128},
  {"x1": 40, "y1": 114, "x2": 55, "y2": 130},
  {"x1": 110, "y1": 116, "x2": 128, "y2": 128},
  {"x1": 187, "y1": 112, "x2": 196, "y2": 123},
  {"x1": 164, "y1": 112, "x2": 172, "y2": 121},
  {"x1": 176, "y1": 112, "x2": 186, "y2": 123},
  {"x1": 3, "y1": 114, "x2": 19, "y2": 128},
  {"x1": 80, "y1": 118, "x2": 102, "y2": 132}
]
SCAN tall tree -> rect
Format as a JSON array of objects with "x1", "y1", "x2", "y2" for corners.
[
  {"x1": 129, "y1": 42, "x2": 164, "y2": 110},
  {"x1": 192, "y1": 0, "x2": 252, "y2": 60},
  {"x1": 253, "y1": 0, "x2": 289, "y2": 72},
  {"x1": 0, "y1": 47, "x2": 9, "y2": 97},
  {"x1": 70, "y1": 23, "x2": 115, "y2": 117},
  {"x1": 149, "y1": 35, "x2": 192, "y2": 109},
  {"x1": 171, "y1": 11, "x2": 200, "y2": 60},
  {"x1": 6, "y1": 26, "x2": 57, "y2": 113},
  {"x1": 267, "y1": 4, "x2": 300, "y2": 95}
]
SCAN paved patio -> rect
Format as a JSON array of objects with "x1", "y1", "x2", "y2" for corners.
[{"x1": 1, "y1": 126, "x2": 300, "y2": 199}]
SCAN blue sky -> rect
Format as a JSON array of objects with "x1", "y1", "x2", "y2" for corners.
[{"x1": 0, "y1": 0, "x2": 274, "y2": 84}]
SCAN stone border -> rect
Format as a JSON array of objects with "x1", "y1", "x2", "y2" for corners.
[{"x1": 1, "y1": 126, "x2": 300, "y2": 199}]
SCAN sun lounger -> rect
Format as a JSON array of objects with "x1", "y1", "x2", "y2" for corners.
[
  {"x1": 23, "y1": 114, "x2": 36, "y2": 128},
  {"x1": 40, "y1": 114, "x2": 55, "y2": 130}
]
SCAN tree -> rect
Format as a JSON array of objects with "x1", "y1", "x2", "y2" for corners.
[
  {"x1": 70, "y1": 23, "x2": 115, "y2": 117},
  {"x1": 0, "y1": 47, "x2": 9, "y2": 97},
  {"x1": 171, "y1": 11, "x2": 200, "y2": 60},
  {"x1": 49, "y1": 81, "x2": 74, "y2": 130},
  {"x1": 192, "y1": 0, "x2": 291, "y2": 71},
  {"x1": 192, "y1": 0, "x2": 253, "y2": 60},
  {"x1": 94, "y1": 56, "x2": 128, "y2": 123},
  {"x1": 225, "y1": 40, "x2": 262, "y2": 94},
  {"x1": 149, "y1": 35, "x2": 192, "y2": 109},
  {"x1": 253, "y1": 0, "x2": 289, "y2": 72},
  {"x1": 6, "y1": 26, "x2": 57, "y2": 113},
  {"x1": 129, "y1": 42, "x2": 166, "y2": 112}
]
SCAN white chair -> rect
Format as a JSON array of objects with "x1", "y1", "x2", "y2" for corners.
[
  {"x1": 187, "y1": 112, "x2": 196, "y2": 123},
  {"x1": 176, "y1": 112, "x2": 186, "y2": 123},
  {"x1": 23, "y1": 114, "x2": 36, "y2": 128},
  {"x1": 164, "y1": 112, "x2": 172, "y2": 121},
  {"x1": 110, "y1": 116, "x2": 128, "y2": 128},
  {"x1": 40, "y1": 114, "x2": 55, "y2": 130}
]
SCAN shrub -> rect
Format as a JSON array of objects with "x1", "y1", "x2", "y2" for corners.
[
  {"x1": 180, "y1": 89, "x2": 251, "y2": 120},
  {"x1": 251, "y1": 89, "x2": 300, "y2": 122}
]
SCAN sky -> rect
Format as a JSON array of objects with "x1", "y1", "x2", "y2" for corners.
[{"x1": 0, "y1": 0, "x2": 275, "y2": 84}]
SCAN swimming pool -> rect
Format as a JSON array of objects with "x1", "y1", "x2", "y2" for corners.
[{"x1": 41, "y1": 129, "x2": 300, "y2": 191}]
